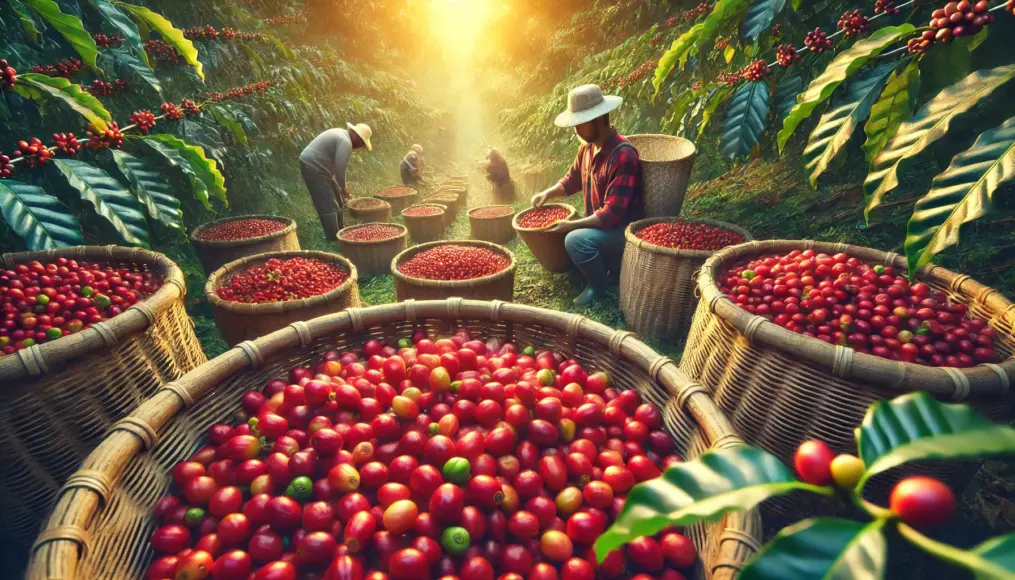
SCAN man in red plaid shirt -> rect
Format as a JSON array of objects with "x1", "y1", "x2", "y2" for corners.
[{"x1": 532, "y1": 84, "x2": 644, "y2": 306}]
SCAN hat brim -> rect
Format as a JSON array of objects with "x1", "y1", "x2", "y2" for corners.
[
  {"x1": 554, "y1": 95, "x2": 623, "y2": 128},
  {"x1": 348, "y1": 123, "x2": 373, "y2": 151}
]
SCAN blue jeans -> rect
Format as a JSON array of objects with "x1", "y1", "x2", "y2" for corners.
[{"x1": 564, "y1": 227, "x2": 625, "y2": 288}]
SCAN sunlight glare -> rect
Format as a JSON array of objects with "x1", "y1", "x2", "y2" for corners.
[{"x1": 428, "y1": 0, "x2": 493, "y2": 50}]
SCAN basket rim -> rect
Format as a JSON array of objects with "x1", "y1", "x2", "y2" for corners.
[
  {"x1": 698, "y1": 239, "x2": 1015, "y2": 395},
  {"x1": 625, "y1": 133, "x2": 697, "y2": 163},
  {"x1": 189, "y1": 215, "x2": 297, "y2": 248},
  {"x1": 390, "y1": 240, "x2": 517, "y2": 288},
  {"x1": 0, "y1": 245, "x2": 186, "y2": 383},
  {"x1": 401, "y1": 203, "x2": 447, "y2": 220},
  {"x1": 29, "y1": 298, "x2": 761, "y2": 579},
  {"x1": 468, "y1": 205, "x2": 516, "y2": 220},
  {"x1": 625, "y1": 217, "x2": 755, "y2": 259},
  {"x1": 373, "y1": 186, "x2": 418, "y2": 199},
  {"x1": 204, "y1": 250, "x2": 359, "y2": 313},
  {"x1": 337, "y1": 222, "x2": 408, "y2": 245},
  {"x1": 512, "y1": 203, "x2": 578, "y2": 232}
]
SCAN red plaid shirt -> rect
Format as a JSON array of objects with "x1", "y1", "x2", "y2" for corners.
[{"x1": 558, "y1": 128, "x2": 644, "y2": 229}]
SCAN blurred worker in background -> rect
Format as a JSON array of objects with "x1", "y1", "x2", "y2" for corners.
[
  {"x1": 401, "y1": 144, "x2": 426, "y2": 186},
  {"x1": 299, "y1": 122, "x2": 373, "y2": 239},
  {"x1": 480, "y1": 148, "x2": 515, "y2": 202}
]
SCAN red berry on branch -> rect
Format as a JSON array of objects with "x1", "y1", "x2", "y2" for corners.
[
  {"x1": 741, "y1": 60, "x2": 771, "y2": 82},
  {"x1": 130, "y1": 110, "x2": 158, "y2": 133},
  {"x1": 160, "y1": 102, "x2": 185, "y2": 121},
  {"x1": 52, "y1": 133, "x2": 82, "y2": 156},
  {"x1": 715, "y1": 36, "x2": 731, "y2": 50},
  {"x1": 1, "y1": 59, "x2": 16, "y2": 89},
  {"x1": 0, "y1": 153, "x2": 13, "y2": 179},
  {"x1": 86, "y1": 122, "x2": 124, "y2": 151},
  {"x1": 93, "y1": 34, "x2": 123, "y2": 48},
  {"x1": 12, "y1": 138, "x2": 53, "y2": 169},
  {"x1": 804, "y1": 28, "x2": 833, "y2": 52},
  {"x1": 837, "y1": 9, "x2": 870, "y2": 37},
  {"x1": 87, "y1": 79, "x2": 114, "y2": 97},
  {"x1": 875, "y1": 0, "x2": 902, "y2": 14},
  {"x1": 776, "y1": 44, "x2": 801, "y2": 67},
  {"x1": 182, "y1": 99, "x2": 201, "y2": 116}
]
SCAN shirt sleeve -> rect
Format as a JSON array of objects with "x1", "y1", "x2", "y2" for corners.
[
  {"x1": 334, "y1": 134, "x2": 353, "y2": 189},
  {"x1": 558, "y1": 148, "x2": 584, "y2": 195},
  {"x1": 594, "y1": 146, "x2": 640, "y2": 229}
]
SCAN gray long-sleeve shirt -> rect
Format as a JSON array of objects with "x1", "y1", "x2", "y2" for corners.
[{"x1": 299, "y1": 128, "x2": 353, "y2": 189}]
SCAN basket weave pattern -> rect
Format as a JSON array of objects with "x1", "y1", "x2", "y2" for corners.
[
  {"x1": 0, "y1": 246, "x2": 206, "y2": 560},
  {"x1": 620, "y1": 218, "x2": 753, "y2": 340},
  {"x1": 391, "y1": 241, "x2": 516, "y2": 302},
  {"x1": 189, "y1": 215, "x2": 299, "y2": 274},
  {"x1": 626, "y1": 134, "x2": 696, "y2": 219},
  {"x1": 345, "y1": 197, "x2": 393, "y2": 224},
  {"x1": 29, "y1": 299, "x2": 761, "y2": 580},
  {"x1": 402, "y1": 204, "x2": 447, "y2": 244},
  {"x1": 469, "y1": 206, "x2": 516, "y2": 244},
  {"x1": 373, "y1": 188, "x2": 417, "y2": 213},
  {"x1": 513, "y1": 203, "x2": 577, "y2": 272},
  {"x1": 205, "y1": 250, "x2": 361, "y2": 347},
  {"x1": 337, "y1": 223, "x2": 408, "y2": 276},
  {"x1": 680, "y1": 239, "x2": 1014, "y2": 509}
]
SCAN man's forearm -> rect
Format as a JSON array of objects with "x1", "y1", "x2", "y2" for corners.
[
  {"x1": 567, "y1": 213, "x2": 604, "y2": 230},
  {"x1": 546, "y1": 183, "x2": 566, "y2": 199}
]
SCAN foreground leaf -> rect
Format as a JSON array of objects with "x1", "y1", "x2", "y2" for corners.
[
  {"x1": 111, "y1": 49, "x2": 161, "y2": 94},
  {"x1": 773, "y1": 74, "x2": 804, "y2": 125},
  {"x1": 0, "y1": 180, "x2": 83, "y2": 250},
  {"x1": 721, "y1": 80, "x2": 771, "y2": 159},
  {"x1": 53, "y1": 159, "x2": 149, "y2": 247},
  {"x1": 141, "y1": 137, "x2": 212, "y2": 210},
  {"x1": 864, "y1": 65, "x2": 1015, "y2": 221},
  {"x1": 89, "y1": 0, "x2": 150, "y2": 68},
  {"x1": 117, "y1": 3, "x2": 204, "y2": 81},
  {"x1": 741, "y1": 0, "x2": 786, "y2": 41},
  {"x1": 13, "y1": 73, "x2": 111, "y2": 132},
  {"x1": 805, "y1": 62, "x2": 897, "y2": 187},
  {"x1": 857, "y1": 391, "x2": 1015, "y2": 487},
  {"x1": 900, "y1": 526, "x2": 1015, "y2": 579},
  {"x1": 970, "y1": 534, "x2": 1015, "y2": 578},
  {"x1": 778, "y1": 25, "x2": 914, "y2": 152},
  {"x1": 594, "y1": 446, "x2": 827, "y2": 560},
  {"x1": 653, "y1": 23, "x2": 705, "y2": 96},
  {"x1": 741, "y1": 519, "x2": 887, "y2": 580},
  {"x1": 143, "y1": 135, "x2": 226, "y2": 205},
  {"x1": 11, "y1": 0, "x2": 42, "y2": 45},
  {"x1": 863, "y1": 61, "x2": 920, "y2": 165},
  {"x1": 210, "y1": 106, "x2": 248, "y2": 148},
  {"x1": 111, "y1": 150, "x2": 183, "y2": 230},
  {"x1": 23, "y1": 0, "x2": 102, "y2": 72}
]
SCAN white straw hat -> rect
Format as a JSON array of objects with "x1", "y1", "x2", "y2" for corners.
[
  {"x1": 411, "y1": 144, "x2": 423, "y2": 154},
  {"x1": 554, "y1": 84, "x2": 623, "y2": 128},
  {"x1": 347, "y1": 122, "x2": 373, "y2": 151}
]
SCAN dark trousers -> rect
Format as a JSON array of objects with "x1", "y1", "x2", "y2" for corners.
[{"x1": 300, "y1": 159, "x2": 343, "y2": 239}]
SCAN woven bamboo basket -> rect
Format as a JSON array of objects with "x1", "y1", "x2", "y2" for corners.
[
  {"x1": 373, "y1": 187, "x2": 417, "y2": 213},
  {"x1": 682, "y1": 239, "x2": 1015, "y2": 510},
  {"x1": 337, "y1": 222, "x2": 408, "y2": 276},
  {"x1": 437, "y1": 184, "x2": 468, "y2": 205},
  {"x1": 620, "y1": 218, "x2": 754, "y2": 340},
  {"x1": 205, "y1": 250, "x2": 361, "y2": 347},
  {"x1": 0, "y1": 246, "x2": 206, "y2": 569},
  {"x1": 391, "y1": 241, "x2": 516, "y2": 302},
  {"x1": 29, "y1": 298, "x2": 762, "y2": 580},
  {"x1": 401, "y1": 204, "x2": 447, "y2": 244},
  {"x1": 345, "y1": 197, "x2": 392, "y2": 224},
  {"x1": 189, "y1": 215, "x2": 299, "y2": 274},
  {"x1": 427, "y1": 193, "x2": 460, "y2": 219},
  {"x1": 513, "y1": 203, "x2": 578, "y2": 272},
  {"x1": 626, "y1": 134, "x2": 696, "y2": 219},
  {"x1": 468, "y1": 205, "x2": 516, "y2": 244}
]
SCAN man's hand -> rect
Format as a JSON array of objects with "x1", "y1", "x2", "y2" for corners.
[
  {"x1": 341, "y1": 186, "x2": 350, "y2": 202},
  {"x1": 531, "y1": 190, "x2": 550, "y2": 208},
  {"x1": 546, "y1": 219, "x2": 577, "y2": 234}
]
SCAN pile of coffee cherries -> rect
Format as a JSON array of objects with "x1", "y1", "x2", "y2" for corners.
[
  {"x1": 470, "y1": 207, "x2": 514, "y2": 219},
  {"x1": 196, "y1": 219, "x2": 289, "y2": 242},
  {"x1": 215, "y1": 257, "x2": 350, "y2": 304},
  {"x1": 635, "y1": 220, "x2": 745, "y2": 251},
  {"x1": 340, "y1": 225, "x2": 404, "y2": 243},
  {"x1": 1, "y1": 259, "x2": 158, "y2": 354},
  {"x1": 403, "y1": 206, "x2": 444, "y2": 217},
  {"x1": 377, "y1": 187, "x2": 416, "y2": 198},
  {"x1": 398, "y1": 246, "x2": 511, "y2": 281},
  {"x1": 518, "y1": 207, "x2": 571, "y2": 229},
  {"x1": 719, "y1": 249, "x2": 1002, "y2": 366},
  {"x1": 149, "y1": 331, "x2": 698, "y2": 579}
]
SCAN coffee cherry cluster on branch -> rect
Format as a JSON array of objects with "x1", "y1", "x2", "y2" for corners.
[
  {"x1": 185, "y1": 26, "x2": 219, "y2": 40},
  {"x1": 86, "y1": 122, "x2": 125, "y2": 151},
  {"x1": 741, "y1": 60, "x2": 771, "y2": 82},
  {"x1": 714, "y1": 36, "x2": 731, "y2": 50},
  {"x1": 161, "y1": 102, "x2": 186, "y2": 121},
  {"x1": 776, "y1": 44, "x2": 802, "y2": 67},
  {"x1": 182, "y1": 99, "x2": 202, "y2": 117},
  {"x1": 0, "y1": 154, "x2": 13, "y2": 179},
  {"x1": 11, "y1": 138, "x2": 53, "y2": 169},
  {"x1": 32, "y1": 58, "x2": 85, "y2": 78},
  {"x1": 804, "y1": 28, "x2": 834, "y2": 52},
  {"x1": 398, "y1": 246, "x2": 511, "y2": 281},
  {"x1": 874, "y1": 0, "x2": 902, "y2": 15},
  {"x1": 146, "y1": 40, "x2": 180, "y2": 63},
  {"x1": 265, "y1": 12, "x2": 305, "y2": 26},
  {"x1": 92, "y1": 33, "x2": 123, "y2": 48},
  {"x1": 649, "y1": 33, "x2": 664, "y2": 47},
  {"x1": 86, "y1": 79, "x2": 131, "y2": 97},
  {"x1": 130, "y1": 110, "x2": 158, "y2": 133},
  {"x1": 1, "y1": 59, "x2": 16, "y2": 89},
  {"x1": 52, "y1": 133, "x2": 82, "y2": 156},
  {"x1": 837, "y1": 9, "x2": 870, "y2": 37},
  {"x1": 918, "y1": 0, "x2": 995, "y2": 51},
  {"x1": 216, "y1": 257, "x2": 350, "y2": 304},
  {"x1": 718, "y1": 71, "x2": 743, "y2": 87}
]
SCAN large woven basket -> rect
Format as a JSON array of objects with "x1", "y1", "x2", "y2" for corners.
[
  {"x1": 681, "y1": 239, "x2": 1015, "y2": 510},
  {"x1": 337, "y1": 223, "x2": 408, "y2": 277},
  {"x1": 401, "y1": 204, "x2": 448, "y2": 244},
  {"x1": 626, "y1": 134, "x2": 696, "y2": 219},
  {"x1": 469, "y1": 205, "x2": 516, "y2": 244},
  {"x1": 391, "y1": 241, "x2": 516, "y2": 302},
  {"x1": 374, "y1": 186, "x2": 417, "y2": 213},
  {"x1": 345, "y1": 197, "x2": 392, "y2": 224},
  {"x1": 189, "y1": 215, "x2": 299, "y2": 274},
  {"x1": 205, "y1": 250, "x2": 361, "y2": 347},
  {"x1": 620, "y1": 217, "x2": 754, "y2": 340},
  {"x1": 427, "y1": 192, "x2": 460, "y2": 219},
  {"x1": 0, "y1": 246, "x2": 206, "y2": 570},
  {"x1": 29, "y1": 298, "x2": 762, "y2": 580},
  {"x1": 513, "y1": 203, "x2": 578, "y2": 272}
]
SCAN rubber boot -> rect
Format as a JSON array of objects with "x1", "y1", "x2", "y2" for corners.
[
  {"x1": 573, "y1": 254, "x2": 609, "y2": 307},
  {"x1": 319, "y1": 212, "x2": 341, "y2": 241}
]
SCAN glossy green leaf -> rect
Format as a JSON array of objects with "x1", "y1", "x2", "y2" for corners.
[
  {"x1": 792, "y1": 0, "x2": 804, "y2": 10},
  {"x1": 140, "y1": 137, "x2": 211, "y2": 210},
  {"x1": 117, "y1": 2, "x2": 204, "y2": 81},
  {"x1": 863, "y1": 61, "x2": 920, "y2": 165},
  {"x1": 210, "y1": 106, "x2": 248, "y2": 148},
  {"x1": 918, "y1": 40, "x2": 970, "y2": 100},
  {"x1": 653, "y1": 23, "x2": 705, "y2": 96},
  {"x1": 0, "y1": 180, "x2": 83, "y2": 250},
  {"x1": 905, "y1": 116, "x2": 1015, "y2": 273},
  {"x1": 777, "y1": 25, "x2": 915, "y2": 153},
  {"x1": 23, "y1": 0, "x2": 102, "y2": 72},
  {"x1": 741, "y1": 519, "x2": 887, "y2": 580},
  {"x1": 694, "y1": 0, "x2": 752, "y2": 57},
  {"x1": 11, "y1": 0, "x2": 42, "y2": 45},
  {"x1": 864, "y1": 65, "x2": 1015, "y2": 221},
  {"x1": 594, "y1": 446, "x2": 827, "y2": 561},
  {"x1": 741, "y1": 0, "x2": 786, "y2": 41},
  {"x1": 721, "y1": 80, "x2": 771, "y2": 159},
  {"x1": 13, "y1": 73, "x2": 111, "y2": 131},
  {"x1": 970, "y1": 534, "x2": 1015, "y2": 578},
  {"x1": 144, "y1": 135, "x2": 226, "y2": 205},
  {"x1": 53, "y1": 159, "x2": 149, "y2": 247},
  {"x1": 88, "y1": 0, "x2": 150, "y2": 68},
  {"x1": 700, "y1": 86, "x2": 734, "y2": 136},
  {"x1": 110, "y1": 150, "x2": 183, "y2": 230},
  {"x1": 112, "y1": 49, "x2": 161, "y2": 94},
  {"x1": 773, "y1": 74, "x2": 803, "y2": 124},
  {"x1": 857, "y1": 392, "x2": 1015, "y2": 487},
  {"x1": 805, "y1": 62, "x2": 898, "y2": 187}
]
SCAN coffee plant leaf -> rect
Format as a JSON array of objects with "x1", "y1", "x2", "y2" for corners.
[
  {"x1": 210, "y1": 107, "x2": 249, "y2": 148},
  {"x1": 805, "y1": 62, "x2": 898, "y2": 187},
  {"x1": 108, "y1": 49, "x2": 161, "y2": 94},
  {"x1": 773, "y1": 74, "x2": 803, "y2": 125},
  {"x1": 970, "y1": 534, "x2": 1015, "y2": 579},
  {"x1": 777, "y1": 25, "x2": 915, "y2": 153},
  {"x1": 594, "y1": 446, "x2": 827, "y2": 561},
  {"x1": 653, "y1": 23, "x2": 705, "y2": 96},
  {"x1": 918, "y1": 41, "x2": 970, "y2": 101},
  {"x1": 721, "y1": 80, "x2": 771, "y2": 159},
  {"x1": 117, "y1": 2, "x2": 204, "y2": 82},
  {"x1": 53, "y1": 159, "x2": 149, "y2": 248},
  {"x1": 856, "y1": 392, "x2": 1015, "y2": 488},
  {"x1": 700, "y1": 86, "x2": 734, "y2": 136},
  {"x1": 140, "y1": 137, "x2": 212, "y2": 210},
  {"x1": 741, "y1": 0, "x2": 786, "y2": 42},
  {"x1": 110, "y1": 150, "x2": 183, "y2": 230},
  {"x1": 22, "y1": 0, "x2": 102, "y2": 73},
  {"x1": 143, "y1": 135, "x2": 227, "y2": 206},
  {"x1": 905, "y1": 116, "x2": 1015, "y2": 273},
  {"x1": 88, "y1": 0, "x2": 151, "y2": 69},
  {"x1": 792, "y1": 0, "x2": 805, "y2": 10},
  {"x1": 740, "y1": 519, "x2": 887, "y2": 580},
  {"x1": 11, "y1": 0, "x2": 42, "y2": 45},
  {"x1": 0, "y1": 180, "x2": 83, "y2": 250},
  {"x1": 863, "y1": 61, "x2": 919, "y2": 165},
  {"x1": 864, "y1": 65, "x2": 1015, "y2": 222},
  {"x1": 13, "y1": 73, "x2": 112, "y2": 132}
]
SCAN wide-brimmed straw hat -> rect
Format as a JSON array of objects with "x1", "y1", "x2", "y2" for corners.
[
  {"x1": 347, "y1": 122, "x2": 373, "y2": 151},
  {"x1": 554, "y1": 84, "x2": 623, "y2": 128}
]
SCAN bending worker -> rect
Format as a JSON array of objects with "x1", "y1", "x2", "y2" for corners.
[{"x1": 299, "y1": 122, "x2": 373, "y2": 239}]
